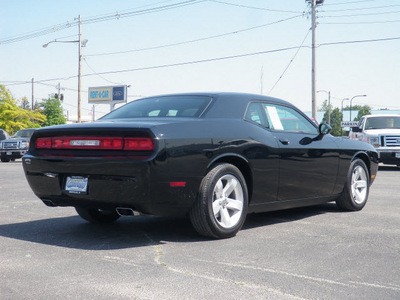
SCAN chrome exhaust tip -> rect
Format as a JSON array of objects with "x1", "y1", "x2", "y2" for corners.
[
  {"x1": 42, "y1": 199, "x2": 56, "y2": 207},
  {"x1": 116, "y1": 207, "x2": 140, "y2": 217}
]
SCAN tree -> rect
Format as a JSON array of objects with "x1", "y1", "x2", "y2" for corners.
[
  {"x1": 19, "y1": 97, "x2": 31, "y2": 110},
  {"x1": 0, "y1": 85, "x2": 46, "y2": 134},
  {"x1": 322, "y1": 107, "x2": 343, "y2": 136},
  {"x1": 354, "y1": 105, "x2": 371, "y2": 121},
  {"x1": 318, "y1": 99, "x2": 333, "y2": 112},
  {"x1": 39, "y1": 95, "x2": 66, "y2": 127}
]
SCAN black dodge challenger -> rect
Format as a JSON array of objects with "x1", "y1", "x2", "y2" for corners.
[{"x1": 22, "y1": 92, "x2": 378, "y2": 238}]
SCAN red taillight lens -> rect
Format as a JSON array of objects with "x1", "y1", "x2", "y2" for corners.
[
  {"x1": 169, "y1": 182, "x2": 186, "y2": 187},
  {"x1": 124, "y1": 138, "x2": 154, "y2": 151},
  {"x1": 35, "y1": 138, "x2": 52, "y2": 149},
  {"x1": 35, "y1": 136, "x2": 154, "y2": 151}
]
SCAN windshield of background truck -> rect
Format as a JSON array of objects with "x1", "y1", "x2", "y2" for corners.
[
  {"x1": 12, "y1": 129, "x2": 35, "y2": 138},
  {"x1": 365, "y1": 117, "x2": 400, "y2": 130}
]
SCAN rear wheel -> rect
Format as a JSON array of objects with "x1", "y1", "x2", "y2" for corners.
[
  {"x1": 336, "y1": 159, "x2": 369, "y2": 211},
  {"x1": 189, "y1": 163, "x2": 248, "y2": 239},
  {"x1": 75, "y1": 207, "x2": 120, "y2": 224}
]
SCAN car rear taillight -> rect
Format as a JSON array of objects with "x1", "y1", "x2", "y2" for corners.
[
  {"x1": 124, "y1": 138, "x2": 154, "y2": 151},
  {"x1": 35, "y1": 138, "x2": 52, "y2": 149},
  {"x1": 52, "y1": 137, "x2": 124, "y2": 150},
  {"x1": 35, "y1": 137, "x2": 154, "y2": 151}
]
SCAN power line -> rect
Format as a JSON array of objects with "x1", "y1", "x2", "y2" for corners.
[
  {"x1": 318, "y1": 36, "x2": 400, "y2": 47},
  {"x1": 83, "y1": 58, "x2": 127, "y2": 85},
  {"x1": 321, "y1": 10, "x2": 400, "y2": 18},
  {"x1": 0, "y1": 0, "x2": 204, "y2": 45},
  {"x1": 0, "y1": 20, "x2": 79, "y2": 45},
  {"x1": 81, "y1": 0, "x2": 205, "y2": 25},
  {"x1": 323, "y1": 0, "x2": 378, "y2": 6},
  {"x1": 321, "y1": 19, "x2": 400, "y2": 25},
  {"x1": 85, "y1": 15, "x2": 303, "y2": 57},
  {"x1": 4, "y1": 36, "x2": 400, "y2": 86},
  {"x1": 322, "y1": 4, "x2": 400, "y2": 12},
  {"x1": 268, "y1": 29, "x2": 311, "y2": 95},
  {"x1": 209, "y1": 0, "x2": 304, "y2": 13}
]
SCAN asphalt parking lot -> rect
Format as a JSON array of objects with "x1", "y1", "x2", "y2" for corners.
[{"x1": 1, "y1": 161, "x2": 399, "y2": 300}]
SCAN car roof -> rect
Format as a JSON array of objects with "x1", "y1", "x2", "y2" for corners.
[{"x1": 131, "y1": 92, "x2": 296, "y2": 120}]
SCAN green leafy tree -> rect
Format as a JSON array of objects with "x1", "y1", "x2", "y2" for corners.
[
  {"x1": 0, "y1": 85, "x2": 46, "y2": 134},
  {"x1": 19, "y1": 97, "x2": 31, "y2": 110},
  {"x1": 322, "y1": 107, "x2": 343, "y2": 136},
  {"x1": 39, "y1": 95, "x2": 66, "y2": 127},
  {"x1": 354, "y1": 105, "x2": 372, "y2": 121},
  {"x1": 318, "y1": 99, "x2": 333, "y2": 112}
]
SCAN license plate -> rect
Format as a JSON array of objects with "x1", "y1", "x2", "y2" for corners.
[
  {"x1": 396, "y1": 153, "x2": 400, "y2": 158},
  {"x1": 6, "y1": 152, "x2": 12, "y2": 155},
  {"x1": 65, "y1": 176, "x2": 88, "y2": 194}
]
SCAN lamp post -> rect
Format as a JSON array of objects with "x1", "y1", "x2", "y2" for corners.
[
  {"x1": 43, "y1": 15, "x2": 87, "y2": 123},
  {"x1": 317, "y1": 90, "x2": 331, "y2": 125},
  {"x1": 349, "y1": 94, "x2": 367, "y2": 121}
]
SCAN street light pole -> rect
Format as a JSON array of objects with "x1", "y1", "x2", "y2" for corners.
[
  {"x1": 78, "y1": 15, "x2": 82, "y2": 123},
  {"x1": 43, "y1": 16, "x2": 87, "y2": 123},
  {"x1": 311, "y1": 0, "x2": 317, "y2": 120},
  {"x1": 349, "y1": 94, "x2": 367, "y2": 121}
]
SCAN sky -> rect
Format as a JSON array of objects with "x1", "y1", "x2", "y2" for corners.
[{"x1": 1, "y1": 0, "x2": 399, "y2": 121}]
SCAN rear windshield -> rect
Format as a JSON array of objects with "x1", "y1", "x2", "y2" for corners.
[{"x1": 101, "y1": 95, "x2": 212, "y2": 120}]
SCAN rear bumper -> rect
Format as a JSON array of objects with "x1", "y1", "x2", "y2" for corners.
[{"x1": 22, "y1": 155, "x2": 201, "y2": 216}]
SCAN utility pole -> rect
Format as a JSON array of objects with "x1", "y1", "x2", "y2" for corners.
[
  {"x1": 307, "y1": 0, "x2": 324, "y2": 120},
  {"x1": 57, "y1": 82, "x2": 61, "y2": 98},
  {"x1": 311, "y1": 0, "x2": 317, "y2": 120},
  {"x1": 31, "y1": 78, "x2": 34, "y2": 110},
  {"x1": 78, "y1": 14, "x2": 82, "y2": 123}
]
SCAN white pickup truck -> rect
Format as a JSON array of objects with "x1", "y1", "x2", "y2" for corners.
[{"x1": 349, "y1": 114, "x2": 400, "y2": 166}]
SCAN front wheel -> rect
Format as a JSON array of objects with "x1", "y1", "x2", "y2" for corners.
[
  {"x1": 1, "y1": 154, "x2": 10, "y2": 162},
  {"x1": 189, "y1": 163, "x2": 248, "y2": 239},
  {"x1": 336, "y1": 159, "x2": 369, "y2": 211},
  {"x1": 75, "y1": 207, "x2": 120, "y2": 224}
]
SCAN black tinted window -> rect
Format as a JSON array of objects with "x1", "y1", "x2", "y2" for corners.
[{"x1": 101, "y1": 96, "x2": 212, "y2": 120}]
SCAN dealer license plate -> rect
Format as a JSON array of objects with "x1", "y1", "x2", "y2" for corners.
[
  {"x1": 395, "y1": 153, "x2": 400, "y2": 158},
  {"x1": 65, "y1": 176, "x2": 88, "y2": 194},
  {"x1": 6, "y1": 152, "x2": 12, "y2": 155}
]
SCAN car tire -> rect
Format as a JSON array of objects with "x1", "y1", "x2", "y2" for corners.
[
  {"x1": 75, "y1": 207, "x2": 120, "y2": 224},
  {"x1": 336, "y1": 159, "x2": 369, "y2": 211},
  {"x1": 1, "y1": 154, "x2": 10, "y2": 162},
  {"x1": 189, "y1": 163, "x2": 248, "y2": 239}
]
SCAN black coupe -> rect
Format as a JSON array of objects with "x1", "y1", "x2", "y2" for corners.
[{"x1": 22, "y1": 92, "x2": 378, "y2": 238}]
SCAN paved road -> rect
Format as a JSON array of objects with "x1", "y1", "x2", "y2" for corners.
[{"x1": 1, "y1": 161, "x2": 399, "y2": 299}]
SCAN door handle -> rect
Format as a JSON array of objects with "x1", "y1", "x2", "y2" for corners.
[{"x1": 279, "y1": 138, "x2": 290, "y2": 145}]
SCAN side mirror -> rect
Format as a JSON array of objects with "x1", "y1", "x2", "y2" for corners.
[
  {"x1": 319, "y1": 123, "x2": 332, "y2": 135},
  {"x1": 351, "y1": 127, "x2": 362, "y2": 133}
]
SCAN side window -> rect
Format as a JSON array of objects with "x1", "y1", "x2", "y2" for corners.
[
  {"x1": 245, "y1": 103, "x2": 269, "y2": 128},
  {"x1": 262, "y1": 104, "x2": 318, "y2": 134}
]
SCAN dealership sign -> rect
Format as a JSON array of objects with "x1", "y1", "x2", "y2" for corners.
[{"x1": 88, "y1": 86, "x2": 127, "y2": 104}]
